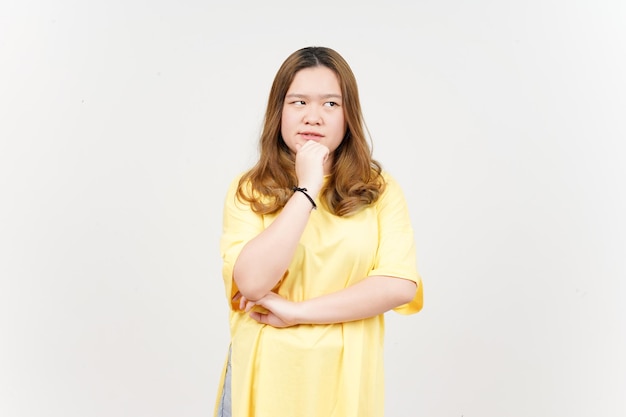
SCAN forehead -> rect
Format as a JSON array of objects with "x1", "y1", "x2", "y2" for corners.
[{"x1": 287, "y1": 66, "x2": 341, "y2": 94}]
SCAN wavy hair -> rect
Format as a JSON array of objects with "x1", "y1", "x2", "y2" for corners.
[{"x1": 237, "y1": 46, "x2": 384, "y2": 216}]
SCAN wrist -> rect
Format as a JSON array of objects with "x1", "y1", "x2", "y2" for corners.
[
  {"x1": 296, "y1": 184, "x2": 321, "y2": 197},
  {"x1": 292, "y1": 301, "x2": 309, "y2": 325},
  {"x1": 292, "y1": 186, "x2": 317, "y2": 210}
]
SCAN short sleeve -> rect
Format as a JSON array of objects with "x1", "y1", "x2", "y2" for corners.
[
  {"x1": 220, "y1": 174, "x2": 265, "y2": 310},
  {"x1": 368, "y1": 172, "x2": 424, "y2": 315}
]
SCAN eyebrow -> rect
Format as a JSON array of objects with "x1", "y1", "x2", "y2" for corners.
[{"x1": 285, "y1": 93, "x2": 343, "y2": 100}]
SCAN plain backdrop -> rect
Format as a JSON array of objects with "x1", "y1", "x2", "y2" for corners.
[{"x1": 1, "y1": 1, "x2": 625, "y2": 416}]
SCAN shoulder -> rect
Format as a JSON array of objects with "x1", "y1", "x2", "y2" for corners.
[
  {"x1": 228, "y1": 171, "x2": 245, "y2": 187},
  {"x1": 379, "y1": 170, "x2": 405, "y2": 195},
  {"x1": 372, "y1": 169, "x2": 411, "y2": 209},
  {"x1": 223, "y1": 171, "x2": 249, "y2": 208},
  {"x1": 224, "y1": 170, "x2": 274, "y2": 210},
  {"x1": 380, "y1": 169, "x2": 394, "y2": 183},
  {"x1": 226, "y1": 171, "x2": 253, "y2": 195}
]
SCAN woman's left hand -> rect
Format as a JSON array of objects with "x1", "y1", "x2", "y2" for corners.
[{"x1": 233, "y1": 291, "x2": 300, "y2": 328}]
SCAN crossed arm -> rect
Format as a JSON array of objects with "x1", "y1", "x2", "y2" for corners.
[
  {"x1": 231, "y1": 186, "x2": 417, "y2": 328},
  {"x1": 234, "y1": 275, "x2": 417, "y2": 327}
]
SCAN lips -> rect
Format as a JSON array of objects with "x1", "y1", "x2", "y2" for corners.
[{"x1": 299, "y1": 131, "x2": 323, "y2": 140}]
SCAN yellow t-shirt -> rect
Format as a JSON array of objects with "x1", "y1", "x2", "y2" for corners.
[{"x1": 215, "y1": 171, "x2": 423, "y2": 417}]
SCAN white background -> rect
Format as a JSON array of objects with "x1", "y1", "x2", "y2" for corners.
[{"x1": 1, "y1": 1, "x2": 625, "y2": 416}]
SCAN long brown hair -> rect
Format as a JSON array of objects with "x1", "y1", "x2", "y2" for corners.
[{"x1": 237, "y1": 46, "x2": 384, "y2": 217}]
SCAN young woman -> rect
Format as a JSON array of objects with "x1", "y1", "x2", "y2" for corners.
[{"x1": 215, "y1": 46, "x2": 424, "y2": 417}]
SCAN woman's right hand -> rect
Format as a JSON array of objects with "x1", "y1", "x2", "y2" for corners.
[{"x1": 294, "y1": 141, "x2": 329, "y2": 197}]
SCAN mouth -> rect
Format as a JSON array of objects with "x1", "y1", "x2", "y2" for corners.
[{"x1": 298, "y1": 131, "x2": 324, "y2": 141}]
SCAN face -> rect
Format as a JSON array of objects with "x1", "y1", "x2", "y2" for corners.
[{"x1": 281, "y1": 66, "x2": 347, "y2": 168}]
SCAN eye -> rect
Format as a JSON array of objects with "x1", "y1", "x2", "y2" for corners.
[
  {"x1": 324, "y1": 101, "x2": 339, "y2": 107},
  {"x1": 292, "y1": 100, "x2": 306, "y2": 106}
]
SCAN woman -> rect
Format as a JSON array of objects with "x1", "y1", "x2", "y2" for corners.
[{"x1": 215, "y1": 46, "x2": 424, "y2": 417}]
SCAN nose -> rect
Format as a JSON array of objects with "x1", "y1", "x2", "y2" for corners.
[{"x1": 303, "y1": 105, "x2": 322, "y2": 125}]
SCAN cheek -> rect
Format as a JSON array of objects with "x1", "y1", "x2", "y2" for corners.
[
  {"x1": 280, "y1": 112, "x2": 298, "y2": 150},
  {"x1": 281, "y1": 110, "x2": 296, "y2": 131},
  {"x1": 335, "y1": 115, "x2": 347, "y2": 135}
]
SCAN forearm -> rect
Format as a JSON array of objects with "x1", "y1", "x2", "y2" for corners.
[
  {"x1": 233, "y1": 191, "x2": 315, "y2": 300},
  {"x1": 295, "y1": 276, "x2": 417, "y2": 324}
]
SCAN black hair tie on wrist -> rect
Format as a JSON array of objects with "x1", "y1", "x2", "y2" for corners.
[{"x1": 292, "y1": 186, "x2": 317, "y2": 210}]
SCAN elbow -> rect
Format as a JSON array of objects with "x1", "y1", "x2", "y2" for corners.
[
  {"x1": 233, "y1": 263, "x2": 282, "y2": 301},
  {"x1": 232, "y1": 273, "x2": 268, "y2": 301},
  {"x1": 234, "y1": 285, "x2": 267, "y2": 302}
]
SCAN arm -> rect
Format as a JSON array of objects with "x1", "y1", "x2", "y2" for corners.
[
  {"x1": 233, "y1": 190, "x2": 315, "y2": 301},
  {"x1": 241, "y1": 276, "x2": 417, "y2": 327},
  {"x1": 233, "y1": 141, "x2": 329, "y2": 301}
]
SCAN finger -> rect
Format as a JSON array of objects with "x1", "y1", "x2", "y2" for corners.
[
  {"x1": 321, "y1": 145, "x2": 330, "y2": 161},
  {"x1": 239, "y1": 296, "x2": 249, "y2": 310},
  {"x1": 244, "y1": 300, "x2": 256, "y2": 312},
  {"x1": 232, "y1": 291, "x2": 241, "y2": 302},
  {"x1": 249, "y1": 311, "x2": 265, "y2": 324}
]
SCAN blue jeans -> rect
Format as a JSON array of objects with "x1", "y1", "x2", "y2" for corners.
[{"x1": 216, "y1": 347, "x2": 232, "y2": 417}]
